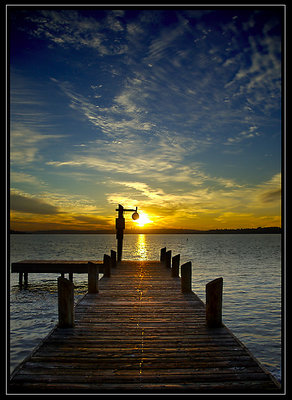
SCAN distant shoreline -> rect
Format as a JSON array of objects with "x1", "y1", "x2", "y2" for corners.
[{"x1": 10, "y1": 227, "x2": 281, "y2": 235}]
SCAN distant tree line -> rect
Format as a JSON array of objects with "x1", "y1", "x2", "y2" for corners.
[{"x1": 10, "y1": 227, "x2": 282, "y2": 234}]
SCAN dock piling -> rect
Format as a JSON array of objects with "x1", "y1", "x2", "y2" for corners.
[
  {"x1": 206, "y1": 277, "x2": 223, "y2": 328},
  {"x1": 23, "y1": 272, "x2": 28, "y2": 286},
  {"x1": 111, "y1": 250, "x2": 117, "y2": 268},
  {"x1": 160, "y1": 247, "x2": 166, "y2": 263},
  {"x1": 18, "y1": 272, "x2": 28, "y2": 288},
  {"x1": 165, "y1": 250, "x2": 172, "y2": 268},
  {"x1": 18, "y1": 272, "x2": 23, "y2": 288},
  {"x1": 88, "y1": 262, "x2": 99, "y2": 294},
  {"x1": 57, "y1": 277, "x2": 74, "y2": 328},
  {"x1": 181, "y1": 261, "x2": 192, "y2": 293},
  {"x1": 171, "y1": 254, "x2": 180, "y2": 277},
  {"x1": 103, "y1": 254, "x2": 111, "y2": 277}
]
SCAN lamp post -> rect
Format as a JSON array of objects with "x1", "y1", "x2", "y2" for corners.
[{"x1": 115, "y1": 204, "x2": 139, "y2": 262}]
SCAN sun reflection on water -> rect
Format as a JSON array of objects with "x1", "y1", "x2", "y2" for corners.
[{"x1": 134, "y1": 234, "x2": 148, "y2": 260}]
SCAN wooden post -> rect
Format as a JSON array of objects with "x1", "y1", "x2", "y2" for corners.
[
  {"x1": 116, "y1": 204, "x2": 125, "y2": 262},
  {"x1": 103, "y1": 254, "x2": 111, "y2": 277},
  {"x1": 23, "y1": 272, "x2": 28, "y2": 286},
  {"x1": 117, "y1": 239, "x2": 123, "y2": 262},
  {"x1": 58, "y1": 277, "x2": 74, "y2": 328},
  {"x1": 19, "y1": 272, "x2": 28, "y2": 288},
  {"x1": 172, "y1": 254, "x2": 180, "y2": 277},
  {"x1": 165, "y1": 250, "x2": 172, "y2": 268},
  {"x1": 111, "y1": 250, "x2": 117, "y2": 268},
  {"x1": 160, "y1": 247, "x2": 166, "y2": 263},
  {"x1": 19, "y1": 272, "x2": 23, "y2": 288},
  {"x1": 88, "y1": 262, "x2": 99, "y2": 294},
  {"x1": 206, "y1": 277, "x2": 223, "y2": 328},
  {"x1": 69, "y1": 272, "x2": 73, "y2": 282},
  {"x1": 181, "y1": 262, "x2": 192, "y2": 293}
]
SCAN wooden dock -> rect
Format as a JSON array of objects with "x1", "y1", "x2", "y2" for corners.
[{"x1": 9, "y1": 259, "x2": 280, "y2": 394}]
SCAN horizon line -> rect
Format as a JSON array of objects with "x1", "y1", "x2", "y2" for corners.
[{"x1": 10, "y1": 227, "x2": 282, "y2": 234}]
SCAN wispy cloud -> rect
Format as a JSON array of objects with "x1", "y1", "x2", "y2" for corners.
[
  {"x1": 254, "y1": 173, "x2": 281, "y2": 206},
  {"x1": 10, "y1": 192, "x2": 59, "y2": 215},
  {"x1": 11, "y1": 124, "x2": 64, "y2": 165},
  {"x1": 225, "y1": 125, "x2": 261, "y2": 145},
  {"x1": 10, "y1": 171, "x2": 44, "y2": 186},
  {"x1": 26, "y1": 10, "x2": 128, "y2": 56},
  {"x1": 223, "y1": 22, "x2": 281, "y2": 114},
  {"x1": 51, "y1": 78, "x2": 155, "y2": 140},
  {"x1": 47, "y1": 135, "x2": 210, "y2": 190},
  {"x1": 18, "y1": 9, "x2": 281, "y2": 135},
  {"x1": 42, "y1": 9, "x2": 281, "y2": 154},
  {"x1": 11, "y1": 71, "x2": 65, "y2": 165}
]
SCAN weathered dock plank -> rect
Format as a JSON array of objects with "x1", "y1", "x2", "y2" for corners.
[{"x1": 9, "y1": 260, "x2": 280, "y2": 394}]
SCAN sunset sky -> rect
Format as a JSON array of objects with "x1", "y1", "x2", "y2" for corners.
[{"x1": 9, "y1": 6, "x2": 283, "y2": 232}]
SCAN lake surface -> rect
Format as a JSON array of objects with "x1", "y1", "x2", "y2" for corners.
[{"x1": 9, "y1": 233, "x2": 282, "y2": 382}]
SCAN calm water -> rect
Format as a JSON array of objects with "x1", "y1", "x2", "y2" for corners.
[{"x1": 9, "y1": 233, "x2": 282, "y2": 382}]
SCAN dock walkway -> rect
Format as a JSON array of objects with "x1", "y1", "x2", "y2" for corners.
[{"x1": 9, "y1": 260, "x2": 280, "y2": 393}]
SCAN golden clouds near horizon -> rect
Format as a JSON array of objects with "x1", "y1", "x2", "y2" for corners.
[{"x1": 10, "y1": 172, "x2": 281, "y2": 232}]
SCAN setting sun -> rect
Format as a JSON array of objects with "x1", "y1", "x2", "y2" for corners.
[{"x1": 135, "y1": 212, "x2": 152, "y2": 227}]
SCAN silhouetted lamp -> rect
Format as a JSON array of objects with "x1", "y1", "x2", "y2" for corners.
[
  {"x1": 132, "y1": 210, "x2": 139, "y2": 220},
  {"x1": 115, "y1": 205, "x2": 139, "y2": 261}
]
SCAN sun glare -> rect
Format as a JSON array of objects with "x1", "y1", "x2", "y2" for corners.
[{"x1": 135, "y1": 212, "x2": 152, "y2": 227}]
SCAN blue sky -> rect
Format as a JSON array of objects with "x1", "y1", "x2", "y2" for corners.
[{"x1": 9, "y1": 7, "x2": 283, "y2": 231}]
